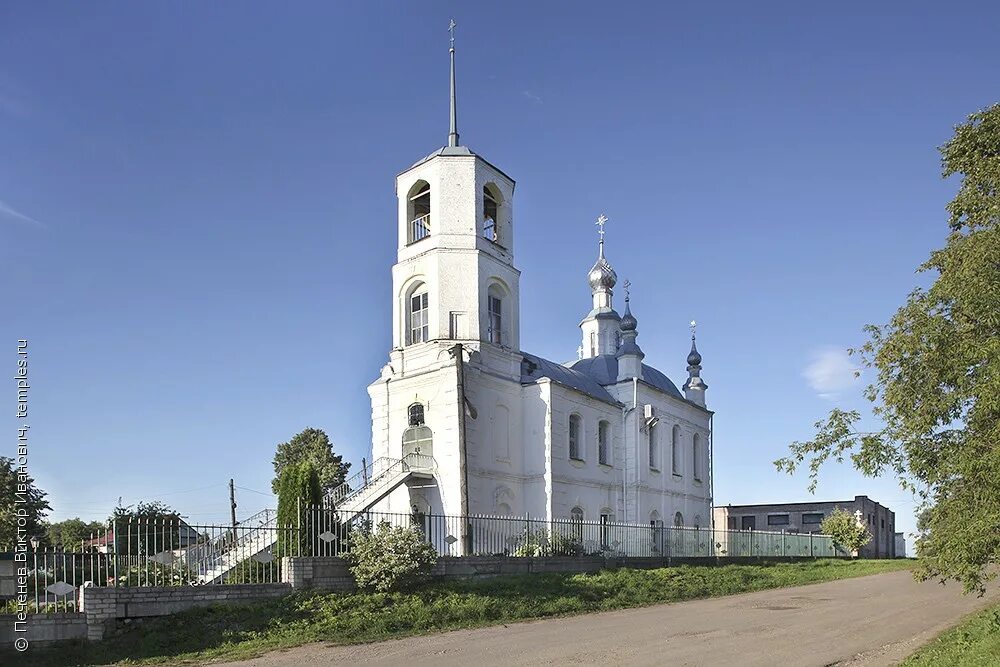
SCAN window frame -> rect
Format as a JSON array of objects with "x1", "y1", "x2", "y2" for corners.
[
  {"x1": 766, "y1": 514, "x2": 790, "y2": 526},
  {"x1": 598, "y1": 420, "x2": 611, "y2": 466},
  {"x1": 568, "y1": 414, "x2": 583, "y2": 461},
  {"x1": 407, "y1": 289, "x2": 429, "y2": 345},
  {"x1": 648, "y1": 422, "x2": 659, "y2": 470},
  {"x1": 671, "y1": 425, "x2": 682, "y2": 476},
  {"x1": 801, "y1": 512, "x2": 824, "y2": 525}
]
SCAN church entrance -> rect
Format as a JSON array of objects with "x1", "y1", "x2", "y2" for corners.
[{"x1": 402, "y1": 425, "x2": 433, "y2": 459}]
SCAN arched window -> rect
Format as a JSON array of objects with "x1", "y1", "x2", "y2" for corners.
[
  {"x1": 407, "y1": 284, "x2": 429, "y2": 345},
  {"x1": 487, "y1": 284, "x2": 504, "y2": 345},
  {"x1": 599, "y1": 509, "x2": 613, "y2": 548},
  {"x1": 589, "y1": 331, "x2": 597, "y2": 357},
  {"x1": 648, "y1": 422, "x2": 659, "y2": 470},
  {"x1": 568, "y1": 414, "x2": 583, "y2": 461},
  {"x1": 693, "y1": 433, "x2": 701, "y2": 481},
  {"x1": 483, "y1": 184, "x2": 501, "y2": 244},
  {"x1": 408, "y1": 403, "x2": 425, "y2": 426},
  {"x1": 571, "y1": 506, "x2": 584, "y2": 522},
  {"x1": 598, "y1": 420, "x2": 611, "y2": 465},
  {"x1": 674, "y1": 512, "x2": 684, "y2": 527},
  {"x1": 407, "y1": 180, "x2": 431, "y2": 243},
  {"x1": 671, "y1": 425, "x2": 682, "y2": 475},
  {"x1": 650, "y1": 510, "x2": 664, "y2": 553}
]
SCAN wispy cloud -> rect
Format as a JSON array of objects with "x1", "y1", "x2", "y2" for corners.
[
  {"x1": 0, "y1": 199, "x2": 44, "y2": 228},
  {"x1": 803, "y1": 347, "x2": 859, "y2": 400},
  {"x1": 522, "y1": 90, "x2": 543, "y2": 104}
]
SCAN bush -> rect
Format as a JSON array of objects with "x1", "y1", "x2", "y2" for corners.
[
  {"x1": 275, "y1": 461, "x2": 322, "y2": 556},
  {"x1": 821, "y1": 507, "x2": 872, "y2": 557},
  {"x1": 347, "y1": 522, "x2": 437, "y2": 592}
]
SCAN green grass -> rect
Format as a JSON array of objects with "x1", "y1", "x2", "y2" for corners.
[
  {"x1": 9, "y1": 559, "x2": 911, "y2": 667},
  {"x1": 901, "y1": 601, "x2": 1000, "y2": 666}
]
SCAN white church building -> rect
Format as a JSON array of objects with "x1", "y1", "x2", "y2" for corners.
[{"x1": 362, "y1": 35, "x2": 714, "y2": 546}]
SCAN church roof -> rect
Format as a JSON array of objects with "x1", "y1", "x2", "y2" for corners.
[
  {"x1": 401, "y1": 145, "x2": 516, "y2": 185},
  {"x1": 520, "y1": 352, "x2": 619, "y2": 405},
  {"x1": 569, "y1": 355, "x2": 684, "y2": 399}
]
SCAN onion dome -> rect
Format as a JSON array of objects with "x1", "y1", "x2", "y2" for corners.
[
  {"x1": 588, "y1": 243, "x2": 617, "y2": 292},
  {"x1": 620, "y1": 295, "x2": 638, "y2": 332},
  {"x1": 687, "y1": 339, "x2": 702, "y2": 366}
]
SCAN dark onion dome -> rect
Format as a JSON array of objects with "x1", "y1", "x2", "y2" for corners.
[
  {"x1": 620, "y1": 299, "x2": 637, "y2": 332},
  {"x1": 687, "y1": 339, "x2": 702, "y2": 366}
]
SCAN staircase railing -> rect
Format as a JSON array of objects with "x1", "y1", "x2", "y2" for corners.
[{"x1": 325, "y1": 454, "x2": 436, "y2": 509}]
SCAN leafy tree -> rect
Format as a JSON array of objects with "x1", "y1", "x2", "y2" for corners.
[
  {"x1": 45, "y1": 518, "x2": 106, "y2": 549},
  {"x1": 776, "y1": 103, "x2": 1000, "y2": 594},
  {"x1": 110, "y1": 501, "x2": 182, "y2": 555},
  {"x1": 820, "y1": 508, "x2": 872, "y2": 557},
  {"x1": 271, "y1": 427, "x2": 350, "y2": 496},
  {"x1": 348, "y1": 522, "x2": 437, "y2": 592},
  {"x1": 0, "y1": 456, "x2": 50, "y2": 549},
  {"x1": 275, "y1": 461, "x2": 322, "y2": 556}
]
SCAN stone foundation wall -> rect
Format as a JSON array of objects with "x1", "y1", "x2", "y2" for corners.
[
  {"x1": 81, "y1": 583, "x2": 291, "y2": 640},
  {"x1": 0, "y1": 612, "x2": 88, "y2": 645}
]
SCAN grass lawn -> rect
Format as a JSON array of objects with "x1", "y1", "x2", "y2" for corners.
[
  {"x1": 901, "y1": 601, "x2": 1000, "y2": 666},
  {"x1": 11, "y1": 558, "x2": 912, "y2": 667}
]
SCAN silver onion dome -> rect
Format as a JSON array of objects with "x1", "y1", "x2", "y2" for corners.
[{"x1": 588, "y1": 245, "x2": 617, "y2": 292}]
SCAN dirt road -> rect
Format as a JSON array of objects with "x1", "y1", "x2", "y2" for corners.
[{"x1": 216, "y1": 570, "x2": 999, "y2": 666}]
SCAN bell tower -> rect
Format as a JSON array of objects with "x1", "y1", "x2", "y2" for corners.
[{"x1": 387, "y1": 21, "x2": 520, "y2": 371}]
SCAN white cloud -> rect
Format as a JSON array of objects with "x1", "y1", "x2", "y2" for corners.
[
  {"x1": 522, "y1": 90, "x2": 543, "y2": 104},
  {"x1": 803, "y1": 347, "x2": 859, "y2": 399},
  {"x1": 0, "y1": 199, "x2": 43, "y2": 228}
]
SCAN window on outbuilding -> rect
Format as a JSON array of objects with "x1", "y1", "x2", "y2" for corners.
[
  {"x1": 802, "y1": 512, "x2": 824, "y2": 524},
  {"x1": 767, "y1": 514, "x2": 790, "y2": 526},
  {"x1": 569, "y1": 414, "x2": 583, "y2": 460},
  {"x1": 598, "y1": 420, "x2": 611, "y2": 465}
]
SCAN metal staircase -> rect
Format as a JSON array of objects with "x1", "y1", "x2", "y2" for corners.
[{"x1": 187, "y1": 454, "x2": 435, "y2": 583}]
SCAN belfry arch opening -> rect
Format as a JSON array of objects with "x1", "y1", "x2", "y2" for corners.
[
  {"x1": 408, "y1": 180, "x2": 431, "y2": 244},
  {"x1": 482, "y1": 183, "x2": 502, "y2": 246}
]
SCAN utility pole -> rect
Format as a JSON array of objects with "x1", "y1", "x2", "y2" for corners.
[{"x1": 229, "y1": 479, "x2": 238, "y2": 528}]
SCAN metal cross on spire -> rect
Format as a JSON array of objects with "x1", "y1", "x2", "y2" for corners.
[
  {"x1": 596, "y1": 213, "x2": 608, "y2": 242},
  {"x1": 449, "y1": 19, "x2": 456, "y2": 50},
  {"x1": 690, "y1": 320, "x2": 698, "y2": 338},
  {"x1": 623, "y1": 279, "x2": 631, "y2": 300}
]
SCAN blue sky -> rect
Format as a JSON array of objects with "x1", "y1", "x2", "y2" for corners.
[{"x1": 3, "y1": 3, "x2": 998, "y2": 551}]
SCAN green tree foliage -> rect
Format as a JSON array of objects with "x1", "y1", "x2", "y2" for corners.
[
  {"x1": 776, "y1": 103, "x2": 1000, "y2": 593},
  {"x1": 45, "y1": 518, "x2": 106, "y2": 549},
  {"x1": 0, "y1": 456, "x2": 50, "y2": 549},
  {"x1": 347, "y1": 522, "x2": 438, "y2": 592},
  {"x1": 820, "y1": 508, "x2": 872, "y2": 557},
  {"x1": 271, "y1": 427, "x2": 350, "y2": 496},
  {"x1": 110, "y1": 501, "x2": 182, "y2": 555},
  {"x1": 275, "y1": 461, "x2": 322, "y2": 556}
]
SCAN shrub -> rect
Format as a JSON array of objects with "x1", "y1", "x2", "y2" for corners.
[
  {"x1": 821, "y1": 507, "x2": 872, "y2": 557},
  {"x1": 347, "y1": 522, "x2": 437, "y2": 592},
  {"x1": 275, "y1": 461, "x2": 322, "y2": 556}
]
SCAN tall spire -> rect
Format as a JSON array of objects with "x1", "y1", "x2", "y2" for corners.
[
  {"x1": 616, "y1": 279, "x2": 644, "y2": 381},
  {"x1": 448, "y1": 19, "x2": 460, "y2": 147}
]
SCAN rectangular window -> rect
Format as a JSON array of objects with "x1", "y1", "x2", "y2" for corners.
[
  {"x1": 488, "y1": 296, "x2": 502, "y2": 345},
  {"x1": 409, "y1": 293, "x2": 429, "y2": 344},
  {"x1": 802, "y1": 513, "x2": 824, "y2": 524},
  {"x1": 600, "y1": 513, "x2": 611, "y2": 549},
  {"x1": 767, "y1": 514, "x2": 790, "y2": 526},
  {"x1": 569, "y1": 416, "x2": 582, "y2": 460}
]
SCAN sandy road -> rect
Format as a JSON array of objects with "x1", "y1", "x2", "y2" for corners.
[{"x1": 215, "y1": 570, "x2": 999, "y2": 667}]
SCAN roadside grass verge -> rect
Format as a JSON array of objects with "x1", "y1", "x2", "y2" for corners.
[
  {"x1": 11, "y1": 558, "x2": 912, "y2": 666},
  {"x1": 901, "y1": 601, "x2": 1000, "y2": 666}
]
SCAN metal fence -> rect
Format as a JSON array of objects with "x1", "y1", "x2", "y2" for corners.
[
  {"x1": 302, "y1": 507, "x2": 840, "y2": 559},
  {"x1": 4, "y1": 510, "x2": 839, "y2": 611}
]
